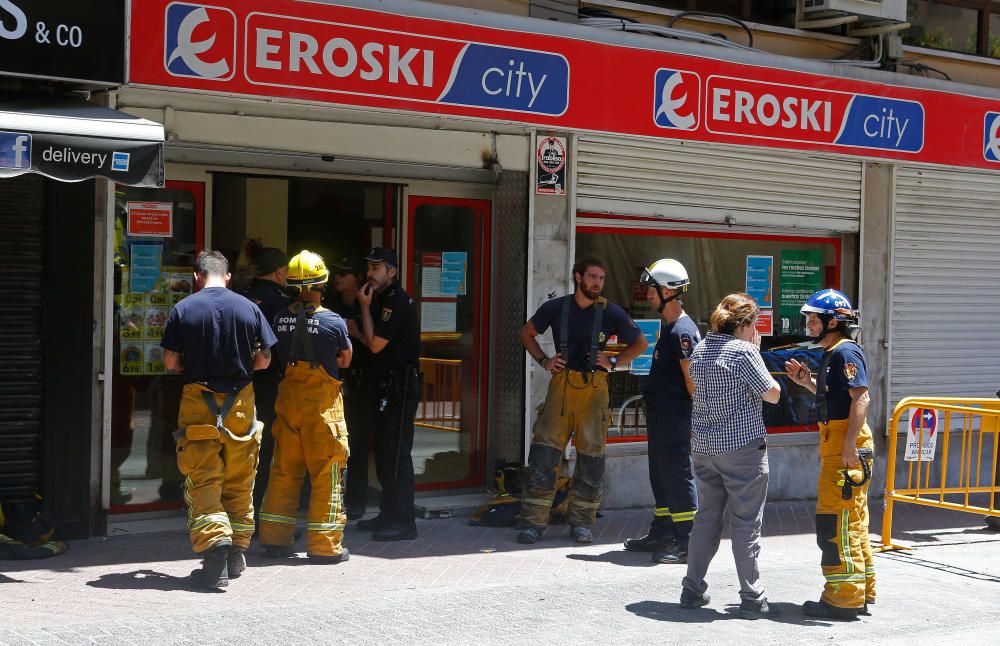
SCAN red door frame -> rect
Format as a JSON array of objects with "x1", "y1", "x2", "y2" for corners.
[{"x1": 406, "y1": 195, "x2": 491, "y2": 491}]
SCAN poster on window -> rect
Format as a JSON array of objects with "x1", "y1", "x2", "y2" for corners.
[
  {"x1": 421, "y1": 301, "x2": 458, "y2": 333},
  {"x1": 129, "y1": 244, "x2": 163, "y2": 293},
  {"x1": 536, "y1": 136, "x2": 566, "y2": 195},
  {"x1": 777, "y1": 250, "x2": 824, "y2": 335},
  {"x1": 441, "y1": 251, "x2": 468, "y2": 295},
  {"x1": 629, "y1": 320, "x2": 662, "y2": 376},
  {"x1": 755, "y1": 310, "x2": 773, "y2": 336},
  {"x1": 421, "y1": 252, "x2": 443, "y2": 297},
  {"x1": 745, "y1": 255, "x2": 773, "y2": 308},
  {"x1": 126, "y1": 201, "x2": 173, "y2": 237}
]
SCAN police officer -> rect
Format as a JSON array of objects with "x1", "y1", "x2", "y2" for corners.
[
  {"x1": 624, "y1": 259, "x2": 700, "y2": 564},
  {"x1": 785, "y1": 289, "x2": 876, "y2": 620},
  {"x1": 354, "y1": 247, "x2": 421, "y2": 541},
  {"x1": 259, "y1": 250, "x2": 353, "y2": 563},
  {"x1": 326, "y1": 256, "x2": 373, "y2": 520},
  {"x1": 161, "y1": 250, "x2": 277, "y2": 590},
  {"x1": 519, "y1": 256, "x2": 648, "y2": 545},
  {"x1": 240, "y1": 247, "x2": 290, "y2": 524}
]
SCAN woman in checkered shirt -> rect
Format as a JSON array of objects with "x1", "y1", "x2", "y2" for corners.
[{"x1": 678, "y1": 293, "x2": 782, "y2": 619}]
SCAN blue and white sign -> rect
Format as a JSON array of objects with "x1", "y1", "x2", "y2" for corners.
[
  {"x1": 111, "y1": 151, "x2": 131, "y2": 172},
  {"x1": 165, "y1": 2, "x2": 237, "y2": 81},
  {"x1": 0, "y1": 131, "x2": 32, "y2": 170},
  {"x1": 629, "y1": 319, "x2": 662, "y2": 376},
  {"x1": 653, "y1": 69, "x2": 700, "y2": 130},
  {"x1": 834, "y1": 95, "x2": 925, "y2": 153},
  {"x1": 984, "y1": 112, "x2": 1000, "y2": 162},
  {"x1": 439, "y1": 44, "x2": 569, "y2": 116}
]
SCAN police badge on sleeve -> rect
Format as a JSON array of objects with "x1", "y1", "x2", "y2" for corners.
[{"x1": 381, "y1": 307, "x2": 393, "y2": 322}]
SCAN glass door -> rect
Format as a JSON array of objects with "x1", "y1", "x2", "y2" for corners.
[
  {"x1": 110, "y1": 180, "x2": 204, "y2": 512},
  {"x1": 407, "y1": 196, "x2": 490, "y2": 490}
]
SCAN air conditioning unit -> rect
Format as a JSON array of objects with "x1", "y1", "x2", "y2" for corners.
[{"x1": 800, "y1": 0, "x2": 906, "y2": 23}]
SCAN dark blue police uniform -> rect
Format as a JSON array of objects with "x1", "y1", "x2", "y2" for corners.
[
  {"x1": 241, "y1": 278, "x2": 290, "y2": 517},
  {"x1": 327, "y1": 294, "x2": 375, "y2": 518},
  {"x1": 367, "y1": 281, "x2": 421, "y2": 534},
  {"x1": 641, "y1": 315, "x2": 701, "y2": 548}
]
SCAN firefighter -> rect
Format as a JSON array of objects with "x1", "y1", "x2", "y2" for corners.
[
  {"x1": 354, "y1": 247, "x2": 422, "y2": 542},
  {"x1": 785, "y1": 289, "x2": 876, "y2": 620},
  {"x1": 240, "y1": 247, "x2": 290, "y2": 528},
  {"x1": 161, "y1": 250, "x2": 277, "y2": 590},
  {"x1": 518, "y1": 256, "x2": 648, "y2": 544},
  {"x1": 258, "y1": 250, "x2": 353, "y2": 563},
  {"x1": 624, "y1": 259, "x2": 700, "y2": 564}
]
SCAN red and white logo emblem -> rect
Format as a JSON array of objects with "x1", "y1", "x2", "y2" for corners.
[{"x1": 164, "y1": 2, "x2": 237, "y2": 81}]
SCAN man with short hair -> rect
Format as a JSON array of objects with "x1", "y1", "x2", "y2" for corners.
[
  {"x1": 240, "y1": 247, "x2": 289, "y2": 524},
  {"x1": 354, "y1": 247, "x2": 421, "y2": 541},
  {"x1": 327, "y1": 256, "x2": 374, "y2": 520},
  {"x1": 162, "y1": 250, "x2": 277, "y2": 590},
  {"x1": 518, "y1": 256, "x2": 648, "y2": 544}
]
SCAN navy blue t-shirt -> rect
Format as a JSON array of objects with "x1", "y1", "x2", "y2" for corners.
[
  {"x1": 819, "y1": 339, "x2": 869, "y2": 421},
  {"x1": 326, "y1": 294, "x2": 371, "y2": 372},
  {"x1": 644, "y1": 314, "x2": 701, "y2": 400},
  {"x1": 160, "y1": 287, "x2": 278, "y2": 393},
  {"x1": 272, "y1": 304, "x2": 351, "y2": 380},
  {"x1": 369, "y1": 282, "x2": 420, "y2": 376},
  {"x1": 530, "y1": 295, "x2": 641, "y2": 372},
  {"x1": 241, "y1": 278, "x2": 289, "y2": 326}
]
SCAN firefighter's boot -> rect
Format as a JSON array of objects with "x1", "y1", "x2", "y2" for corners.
[{"x1": 190, "y1": 543, "x2": 230, "y2": 590}]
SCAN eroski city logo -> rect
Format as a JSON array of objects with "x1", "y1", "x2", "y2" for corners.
[
  {"x1": 165, "y1": 3, "x2": 237, "y2": 80},
  {"x1": 653, "y1": 69, "x2": 700, "y2": 130},
  {"x1": 984, "y1": 112, "x2": 1000, "y2": 162}
]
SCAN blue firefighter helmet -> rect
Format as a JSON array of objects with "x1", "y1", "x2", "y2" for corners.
[{"x1": 800, "y1": 289, "x2": 860, "y2": 340}]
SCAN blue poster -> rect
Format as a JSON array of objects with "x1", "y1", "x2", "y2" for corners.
[
  {"x1": 129, "y1": 244, "x2": 163, "y2": 293},
  {"x1": 745, "y1": 255, "x2": 774, "y2": 308},
  {"x1": 629, "y1": 319, "x2": 662, "y2": 376},
  {"x1": 441, "y1": 251, "x2": 468, "y2": 295}
]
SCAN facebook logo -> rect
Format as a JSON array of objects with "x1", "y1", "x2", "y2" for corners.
[{"x1": 0, "y1": 131, "x2": 32, "y2": 169}]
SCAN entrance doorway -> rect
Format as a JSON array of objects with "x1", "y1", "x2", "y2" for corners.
[{"x1": 408, "y1": 196, "x2": 491, "y2": 490}]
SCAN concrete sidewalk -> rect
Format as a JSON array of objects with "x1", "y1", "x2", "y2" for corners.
[{"x1": 1, "y1": 501, "x2": 999, "y2": 645}]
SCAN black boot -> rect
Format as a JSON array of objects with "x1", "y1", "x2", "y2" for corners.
[
  {"x1": 190, "y1": 543, "x2": 231, "y2": 590},
  {"x1": 802, "y1": 600, "x2": 859, "y2": 621},
  {"x1": 357, "y1": 515, "x2": 391, "y2": 532},
  {"x1": 227, "y1": 547, "x2": 246, "y2": 579},
  {"x1": 624, "y1": 533, "x2": 671, "y2": 552}
]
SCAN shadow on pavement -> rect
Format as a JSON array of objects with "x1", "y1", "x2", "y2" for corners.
[
  {"x1": 877, "y1": 550, "x2": 1000, "y2": 583},
  {"x1": 86, "y1": 569, "x2": 197, "y2": 592},
  {"x1": 625, "y1": 600, "x2": 837, "y2": 627},
  {"x1": 565, "y1": 550, "x2": 657, "y2": 567},
  {"x1": 0, "y1": 574, "x2": 26, "y2": 583}
]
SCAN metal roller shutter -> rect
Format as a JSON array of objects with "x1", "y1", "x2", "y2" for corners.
[
  {"x1": 0, "y1": 175, "x2": 45, "y2": 501},
  {"x1": 576, "y1": 134, "x2": 863, "y2": 232},
  {"x1": 890, "y1": 166, "x2": 1000, "y2": 407}
]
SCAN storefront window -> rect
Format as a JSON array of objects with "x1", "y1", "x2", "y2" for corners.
[
  {"x1": 903, "y1": 1, "x2": 979, "y2": 55},
  {"x1": 577, "y1": 219, "x2": 844, "y2": 436},
  {"x1": 111, "y1": 182, "x2": 203, "y2": 510}
]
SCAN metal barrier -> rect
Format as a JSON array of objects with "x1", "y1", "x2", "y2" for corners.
[
  {"x1": 880, "y1": 396, "x2": 1000, "y2": 551},
  {"x1": 416, "y1": 357, "x2": 462, "y2": 432}
]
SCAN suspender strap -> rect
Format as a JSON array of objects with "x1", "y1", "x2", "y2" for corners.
[
  {"x1": 586, "y1": 298, "x2": 607, "y2": 373},
  {"x1": 814, "y1": 338, "x2": 857, "y2": 424},
  {"x1": 558, "y1": 295, "x2": 571, "y2": 361},
  {"x1": 289, "y1": 303, "x2": 320, "y2": 370},
  {"x1": 201, "y1": 391, "x2": 238, "y2": 430}
]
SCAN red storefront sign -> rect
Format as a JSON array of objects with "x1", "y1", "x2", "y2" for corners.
[{"x1": 130, "y1": 0, "x2": 1000, "y2": 170}]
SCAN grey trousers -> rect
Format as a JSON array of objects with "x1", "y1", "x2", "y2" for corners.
[{"x1": 681, "y1": 439, "x2": 769, "y2": 602}]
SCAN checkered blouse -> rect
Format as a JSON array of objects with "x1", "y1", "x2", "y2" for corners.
[{"x1": 688, "y1": 332, "x2": 779, "y2": 456}]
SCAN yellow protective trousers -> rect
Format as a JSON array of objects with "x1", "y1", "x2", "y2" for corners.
[
  {"x1": 176, "y1": 383, "x2": 260, "y2": 553},
  {"x1": 259, "y1": 363, "x2": 349, "y2": 557},
  {"x1": 521, "y1": 370, "x2": 611, "y2": 528},
  {"x1": 816, "y1": 419, "x2": 876, "y2": 609}
]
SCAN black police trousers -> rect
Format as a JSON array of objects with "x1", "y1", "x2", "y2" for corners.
[
  {"x1": 344, "y1": 372, "x2": 375, "y2": 515},
  {"x1": 645, "y1": 397, "x2": 698, "y2": 548},
  {"x1": 373, "y1": 371, "x2": 421, "y2": 528},
  {"x1": 252, "y1": 369, "x2": 280, "y2": 520}
]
